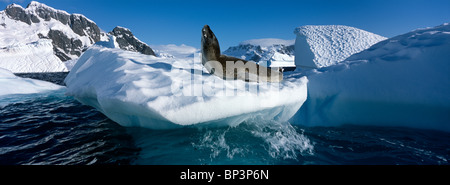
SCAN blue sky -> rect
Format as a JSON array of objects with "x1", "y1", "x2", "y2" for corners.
[{"x1": 1, "y1": 0, "x2": 449, "y2": 49}]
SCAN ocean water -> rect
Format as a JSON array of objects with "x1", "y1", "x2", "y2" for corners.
[{"x1": 1, "y1": 90, "x2": 449, "y2": 165}]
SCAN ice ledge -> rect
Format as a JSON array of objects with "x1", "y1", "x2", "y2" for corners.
[{"x1": 65, "y1": 46, "x2": 308, "y2": 129}]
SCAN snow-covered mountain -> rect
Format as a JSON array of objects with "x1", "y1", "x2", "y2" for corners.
[
  {"x1": 0, "y1": 1, "x2": 155, "y2": 73},
  {"x1": 223, "y1": 38, "x2": 295, "y2": 68},
  {"x1": 294, "y1": 25, "x2": 387, "y2": 69},
  {"x1": 0, "y1": 1, "x2": 106, "y2": 61},
  {"x1": 109, "y1": 26, "x2": 155, "y2": 56}
]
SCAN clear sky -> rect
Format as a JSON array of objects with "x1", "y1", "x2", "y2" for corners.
[{"x1": 1, "y1": 0, "x2": 449, "y2": 49}]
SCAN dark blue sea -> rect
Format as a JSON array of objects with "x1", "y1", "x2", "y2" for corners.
[{"x1": 1, "y1": 89, "x2": 449, "y2": 165}]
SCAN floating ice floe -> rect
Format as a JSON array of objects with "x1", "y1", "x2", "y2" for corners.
[
  {"x1": 0, "y1": 67, "x2": 64, "y2": 108},
  {"x1": 0, "y1": 67, "x2": 63, "y2": 97},
  {"x1": 65, "y1": 43, "x2": 308, "y2": 129}
]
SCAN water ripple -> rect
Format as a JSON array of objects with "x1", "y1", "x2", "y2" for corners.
[
  {"x1": 0, "y1": 92, "x2": 139, "y2": 165},
  {"x1": 1, "y1": 91, "x2": 449, "y2": 165}
]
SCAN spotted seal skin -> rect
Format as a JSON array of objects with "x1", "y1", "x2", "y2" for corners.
[{"x1": 201, "y1": 25, "x2": 283, "y2": 83}]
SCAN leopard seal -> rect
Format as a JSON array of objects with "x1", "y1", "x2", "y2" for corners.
[{"x1": 201, "y1": 25, "x2": 283, "y2": 83}]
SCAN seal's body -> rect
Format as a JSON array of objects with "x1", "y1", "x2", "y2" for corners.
[{"x1": 201, "y1": 25, "x2": 283, "y2": 83}]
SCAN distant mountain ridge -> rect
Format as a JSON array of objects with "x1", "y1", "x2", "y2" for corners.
[
  {"x1": 0, "y1": 1, "x2": 155, "y2": 73},
  {"x1": 2, "y1": 1, "x2": 104, "y2": 61},
  {"x1": 223, "y1": 38, "x2": 295, "y2": 68}
]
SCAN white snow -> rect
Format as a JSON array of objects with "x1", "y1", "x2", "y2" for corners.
[
  {"x1": 95, "y1": 34, "x2": 119, "y2": 49},
  {"x1": 0, "y1": 1, "x2": 105, "y2": 73},
  {"x1": 63, "y1": 59, "x2": 79, "y2": 71},
  {"x1": 65, "y1": 44, "x2": 308, "y2": 129},
  {"x1": 27, "y1": 1, "x2": 70, "y2": 16},
  {"x1": 0, "y1": 39, "x2": 68, "y2": 73},
  {"x1": 0, "y1": 67, "x2": 63, "y2": 97},
  {"x1": 240, "y1": 38, "x2": 295, "y2": 48},
  {"x1": 0, "y1": 5, "x2": 92, "y2": 48},
  {"x1": 268, "y1": 52, "x2": 296, "y2": 68},
  {"x1": 294, "y1": 25, "x2": 387, "y2": 69},
  {"x1": 223, "y1": 38, "x2": 296, "y2": 68},
  {"x1": 292, "y1": 23, "x2": 450, "y2": 132},
  {"x1": 151, "y1": 44, "x2": 199, "y2": 58},
  {"x1": 114, "y1": 26, "x2": 131, "y2": 32}
]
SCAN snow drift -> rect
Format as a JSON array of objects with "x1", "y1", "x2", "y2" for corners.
[
  {"x1": 294, "y1": 25, "x2": 387, "y2": 69},
  {"x1": 65, "y1": 43, "x2": 308, "y2": 129},
  {"x1": 292, "y1": 23, "x2": 450, "y2": 132}
]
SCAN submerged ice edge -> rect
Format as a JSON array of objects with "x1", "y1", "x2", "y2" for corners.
[{"x1": 0, "y1": 88, "x2": 67, "y2": 109}]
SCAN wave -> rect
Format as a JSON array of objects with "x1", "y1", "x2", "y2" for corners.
[{"x1": 191, "y1": 119, "x2": 314, "y2": 163}]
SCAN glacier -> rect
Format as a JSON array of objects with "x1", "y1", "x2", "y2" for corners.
[
  {"x1": 292, "y1": 23, "x2": 450, "y2": 132},
  {"x1": 65, "y1": 43, "x2": 308, "y2": 129},
  {"x1": 294, "y1": 25, "x2": 387, "y2": 69},
  {"x1": 0, "y1": 39, "x2": 68, "y2": 73}
]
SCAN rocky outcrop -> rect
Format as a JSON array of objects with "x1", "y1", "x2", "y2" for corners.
[
  {"x1": 3, "y1": 1, "x2": 103, "y2": 61},
  {"x1": 109, "y1": 26, "x2": 155, "y2": 56},
  {"x1": 69, "y1": 14, "x2": 101, "y2": 43},
  {"x1": 26, "y1": 1, "x2": 69, "y2": 24},
  {"x1": 46, "y1": 30, "x2": 84, "y2": 61},
  {"x1": 4, "y1": 4, "x2": 39, "y2": 25},
  {"x1": 1, "y1": 1, "x2": 155, "y2": 67}
]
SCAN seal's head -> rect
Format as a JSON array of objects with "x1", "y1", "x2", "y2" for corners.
[{"x1": 201, "y1": 25, "x2": 221, "y2": 64}]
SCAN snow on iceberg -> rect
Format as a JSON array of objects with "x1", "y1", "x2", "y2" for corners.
[
  {"x1": 294, "y1": 25, "x2": 387, "y2": 69},
  {"x1": 0, "y1": 39, "x2": 68, "y2": 73},
  {"x1": 292, "y1": 23, "x2": 450, "y2": 132},
  {"x1": 0, "y1": 67, "x2": 63, "y2": 97},
  {"x1": 65, "y1": 44, "x2": 308, "y2": 129}
]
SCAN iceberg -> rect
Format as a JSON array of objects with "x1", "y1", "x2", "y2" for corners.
[
  {"x1": 0, "y1": 67, "x2": 64, "y2": 107},
  {"x1": 0, "y1": 67, "x2": 63, "y2": 97},
  {"x1": 294, "y1": 25, "x2": 387, "y2": 69},
  {"x1": 65, "y1": 44, "x2": 308, "y2": 129},
  {"x1": 292, "y1": 23, "x2": 450, "y2": 132}
]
